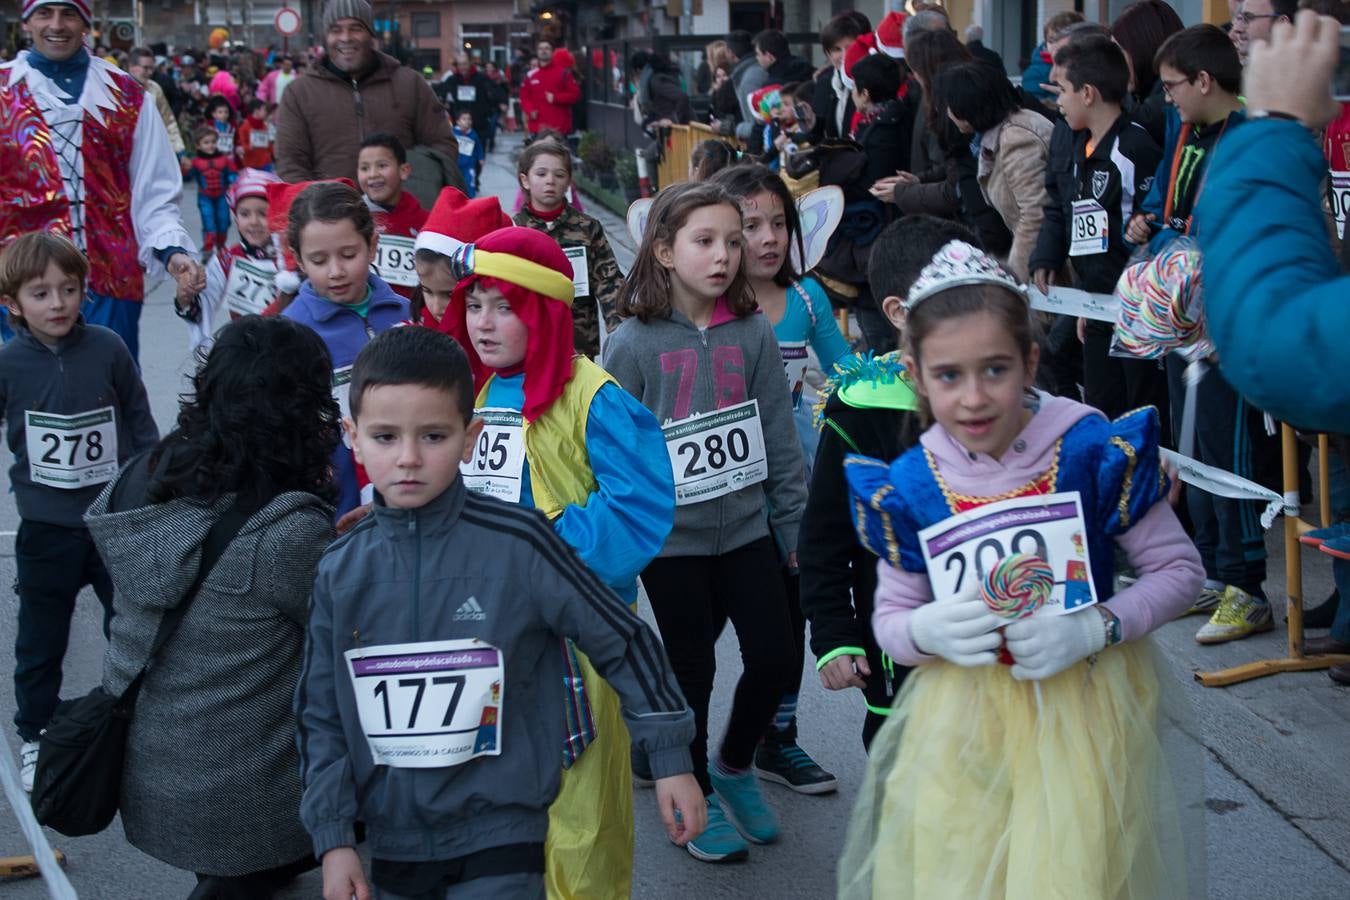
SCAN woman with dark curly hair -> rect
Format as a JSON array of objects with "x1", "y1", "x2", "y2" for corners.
[
  {"x1": 84, "y1": 315, "x2": 340, "y2": 899},
  {"x1": 1110, "y1": 0, "x2": 1184, "y2": 145}
]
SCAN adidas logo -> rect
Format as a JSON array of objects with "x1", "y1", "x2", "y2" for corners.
[{"x1": 454, "y1": 596, "x2": 486, "y2": 622}]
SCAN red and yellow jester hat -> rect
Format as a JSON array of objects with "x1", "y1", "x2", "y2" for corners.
[{"x1": 441, "y1": 226, "x2": 576, "y2": 423}]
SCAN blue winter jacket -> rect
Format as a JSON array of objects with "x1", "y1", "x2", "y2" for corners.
[
  {"x1": 283, "y1": 274, "x2": 410, "y2": 516},
  {"x1": 1137, "y1": 107, "x2": 1246, "y2": 254},
  {"x1": 1196, "y1": 118, "x2": 1348, "y2": 432}
]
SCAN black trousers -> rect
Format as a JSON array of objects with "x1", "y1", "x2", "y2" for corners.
[
  {"x1": 13, "y1": 520, "x2": 113, "y2": 741},
  {"x1": 642, "y1": 537, "x2": 797, "y2": 794},
  {"x1": 1083, "y1": 322, "x2": 1171, "y2": 432}
]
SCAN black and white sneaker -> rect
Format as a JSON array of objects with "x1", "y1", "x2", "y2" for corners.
[{"x1": 754, "y1": 736, "x2": 837, "y2": 795}]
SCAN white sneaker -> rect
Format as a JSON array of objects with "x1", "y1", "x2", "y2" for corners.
[{"x1": 19, "y1": 740, "x2": 38, "y2": 792}]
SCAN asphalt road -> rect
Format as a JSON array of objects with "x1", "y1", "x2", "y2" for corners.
[{"x1": 1, "y1": 148, "x2": 1348, "y2": 899}]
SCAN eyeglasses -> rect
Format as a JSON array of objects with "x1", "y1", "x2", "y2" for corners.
[
  {"x1": 1238, "y1": 11, "x2": 1283, "y2": 25},
  {"x1": 1160, "y1": 76, "x2": 1195, "y2": 97}
]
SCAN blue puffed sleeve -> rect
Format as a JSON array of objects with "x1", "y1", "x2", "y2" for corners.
[
  {"x1": 800, "y1": 278, "x2": 851, "y2": 369},
  {"x1": 554, "y1": 382, "x2": 676, "y2": 603},
  {"x1": 1095, "y1": 406, "x2": 1169, "y2": 537},
  {"x1": 843, "y1": 453, "x2": 925, "y2": 572}
]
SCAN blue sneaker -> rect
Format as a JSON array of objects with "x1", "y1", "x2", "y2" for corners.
[
  {"x1": 1300, "y1": 521, "x2": 1350, "y2": 548},
  {"x1": 684, "y1": 797, "x2": 749, "y2": 863},
  {"x1": 710, "y1": 763, "x2": 780, "y2": 843}
]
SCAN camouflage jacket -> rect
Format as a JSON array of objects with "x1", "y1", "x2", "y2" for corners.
[{"x1": 514, "y1": 204, "x2": 623, "y2": 332}]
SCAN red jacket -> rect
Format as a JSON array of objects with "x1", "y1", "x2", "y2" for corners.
[
  {"x1": 519, "y1": 57, "x2": 580, "y2": 134},
  {"x1": 371, "y1": 190, "x2": 429, "y2": 299},
  {"x1": 237, "y1": 116, "x2": 274, "y2": 169}
]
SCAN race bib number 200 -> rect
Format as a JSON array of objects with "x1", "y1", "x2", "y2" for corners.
[
  {"x1": 346, "y1": 638, "x2": 504, "y2": 768},
  {"x1": 917, "y1": 491, "x2": 1099, "y2": 615},
  {"x1": 25, "y1": 407, "x2": 118, "y2": 489},
  {"x1": 663, "y1": 399, "x2": 767, "y2": 506}
]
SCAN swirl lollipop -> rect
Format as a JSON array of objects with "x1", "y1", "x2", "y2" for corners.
[
  {"x1": 981, "y1": 553, "x2": 1054, "y2": 621},
  {"x1": 982, "y1": 553, "x2": 1054, "y2": 713}
]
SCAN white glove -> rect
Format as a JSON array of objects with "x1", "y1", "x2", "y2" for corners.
[
  {"x1": 1004, "y1": 609, "x2": 1107, "y2": 681},
  {"x1": 910, "y1": 582, "x2": 1005, "y2": 667}
]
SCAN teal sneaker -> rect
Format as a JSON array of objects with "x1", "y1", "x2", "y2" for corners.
[
  {"x1": 685, "y1": 797, "x2": 749, "y2": 863},
  {"x1": 710, "y1": 764, "x2": 780, "y2": 843}
]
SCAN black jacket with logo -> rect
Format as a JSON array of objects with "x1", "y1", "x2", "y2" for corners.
[{"x1": 1029, "y1": 112, "x2": 1161, "y2": 293}]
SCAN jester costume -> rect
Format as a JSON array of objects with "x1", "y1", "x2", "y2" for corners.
[
  {"x1": 0, "y1": 48, "x2": 194, "y2": 361},
  {"x1": 442, "y1": 227, "x2": 676, "y2": 900},
  {"x1": 838, "y1": 396, "x2": 1201, "y2": 900}
]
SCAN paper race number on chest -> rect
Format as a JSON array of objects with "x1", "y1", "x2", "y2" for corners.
[
  {"x1": 662, "y1": 399, "x2": 767, "y2": 506},
  {"x1": 562, "y1": 246, "x2": 589, "y2": 298},
  {"x1": 460, "y1": 408, "x2": 525, "y2": 504},
  {"x1": 249, "y1": 129, "x2": 271, "y2": 149},
  {"x1": 917, "y1": 491, "x2": 1099, "y2": 615},
  {"x1": 1070, "y1": 200, "x2": 1109, "y2": 256},
  {"x1": 25, "y1": 407, "x2": 118, "y2": 489},
  {"x1": 374, "y1": 234, "x2": 418, "y2": 287},
  {"x1": 224, "y1": 257, "x2": 276, "y2": 316},
  {"x1": 346, "y1": 638, "x2": 504, "y2": 768}
]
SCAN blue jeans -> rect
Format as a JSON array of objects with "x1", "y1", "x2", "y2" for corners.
[
  {"x1": 196, "y1": 191, "x2": 230, "y2": 239},
  {"x1": 12, "y1": 520, "x2": 114, "y2": 740},
  {"x1": 81, "y1": 289, "x2": 143, "y2": 364}
]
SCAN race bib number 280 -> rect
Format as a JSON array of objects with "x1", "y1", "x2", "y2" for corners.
[
  {"x1": 917, "y1": 491, "x2": 1099, "y2": 615},
  {"x1": 662, "y1": 399, "x2": 767, "y2": 506},
  {"x1": 25, "y1": 407, "x2": 118, "y2": 489},
  {"x1": 346, "y1": 638, "x2": 504, "y2": 768}
]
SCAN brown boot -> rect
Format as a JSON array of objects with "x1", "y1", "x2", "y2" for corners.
[{"x1": 1306, "y1": 635, "x2": 1350, "y2": 656}]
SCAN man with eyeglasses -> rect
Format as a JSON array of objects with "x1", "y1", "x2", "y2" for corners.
[{"x1": 1230, "y1": 0, "x2": 1298, "y2": 64}]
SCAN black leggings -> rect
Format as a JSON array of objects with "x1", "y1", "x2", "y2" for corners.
[{"x1": 642, "y1": 537, "x2": 798, "y2": 795}]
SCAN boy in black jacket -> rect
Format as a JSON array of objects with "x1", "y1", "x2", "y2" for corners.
[
  {"x1": 800, "y1": 215, "x2": 975, "y2": 748},
  {"x1": 1029, "y1": 34, "x2": 1164, "y2": 421}
]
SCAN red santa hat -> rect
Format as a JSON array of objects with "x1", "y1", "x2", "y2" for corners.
[
  {"x1": 840, "y1": 32, "x2": 878, "y2": 91},
  {"x1": 875, "y1": 11, "x2": 907, "y2": 59},
  {"x1": 227, "y1": 167, "x2": 281, "y2": 212},
  {"x1": 413, "y1": 187, "x2": 513, "y2": 262},
  {"x1": 439, "y1": 227, "x2": 577, "y2": 423},
  {"x1": 266, "y1": 178, "x2": 357, "y2": 294},
  {"x1": 22, "y1": 1, "x2": 92, "y2": 25}
]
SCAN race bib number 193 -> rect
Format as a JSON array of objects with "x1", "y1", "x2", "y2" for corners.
[
  {"x1": 662, "y1": 399, "x2": 767, "y2": 506},
  {"x1": 374, "y1": 234, "x2": 418, "y2": 287},
  {"x1": 917, "y1": 491, "x2": 1099, "y2": 615},
  {"x1": 25, "y1": 407, "x2": 118, "y2": 489},
  {"x1": 346, "y1": 638, "x2": 504, "y2": 768}
]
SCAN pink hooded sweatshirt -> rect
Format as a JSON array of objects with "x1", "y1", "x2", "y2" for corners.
[{"x1": 874, "y1": 393, "x2": 1204, "y2": 666}]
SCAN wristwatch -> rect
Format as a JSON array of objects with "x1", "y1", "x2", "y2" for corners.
[{"x1": 1096, "y1": 605, "x2": 1122, "y2": 647}]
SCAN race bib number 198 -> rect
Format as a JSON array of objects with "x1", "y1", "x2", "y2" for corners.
[
  {"x1": 25, "y1": 407, "x2": 118, "y2": 489},
  {"x1": 1070, "y1": 200, "x2": 1109, "y2": 257},
  {"x1": 663, "y1": 399, "x2": 768, "y2": 506},
  {"x1": 917, "y1": 491, "x2": 1098, "y2": 615},
  {"x1": 374, "y1": 234, "x2": 418, "y2": 287},
  {"x1": 346, "y1": 638, "x2": 504, "y2": 768}
]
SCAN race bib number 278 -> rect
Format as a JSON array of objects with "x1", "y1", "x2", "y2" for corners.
[{"x1": 24, "y1": 407, "x2": 118, "y2": 490}]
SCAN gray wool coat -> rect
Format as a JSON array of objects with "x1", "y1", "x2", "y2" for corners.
[{"x1": 85, "y1": 481, "x2": 334, "y2": 876}]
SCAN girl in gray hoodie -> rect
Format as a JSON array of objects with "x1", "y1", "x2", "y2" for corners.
[{"x1": 603, "y1": 181, "x2": 807, "y2": 864}]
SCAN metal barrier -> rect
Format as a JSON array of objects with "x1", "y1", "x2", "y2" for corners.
[{"x1": 655, "y1": 123, "x2": 742, "y2": 188}]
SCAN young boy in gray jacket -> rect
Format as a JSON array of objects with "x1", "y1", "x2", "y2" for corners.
[
  {"x1": 0, "y1": 232, "x2": 158, "y2": 791},
  {"x1": 297, "y1": 326, "x2": 704, "y2": 900}
]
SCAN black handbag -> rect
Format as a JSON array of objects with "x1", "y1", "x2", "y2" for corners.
[{"x1": 30, "y1": 498, "x2": 251, "y2": 836}]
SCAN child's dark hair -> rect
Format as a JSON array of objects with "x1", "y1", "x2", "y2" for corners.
[
  {"x1": 905, "y1": 283, "x2": 1037, "y2": 370},
  {"x1": 690, "y1": 139, "x2": 738, "y2": 181},
  {"x1": 0, "y1": 232, "x2": 88, "y2": 323},
  {"x1": 1154, "y1": 24, "x2": 1242, "y2": 96},
  {"x1": 148, "y1": 315, "x2": 340, "y2": 507},
  {"x1": 349, "y1": 326, "x2": 475, "y2": 425},
  {"x1": 1054, "y1": 34, "x2": 1130, "y2": 104},
  {"x1": 452, "y1": 105, "x2": 474, "y2": 123},
  {"x1": 194, "y1": 123, "x2": 218, "y2": 145},
  {"x1": 359, "y1": 131, "x2": 407, "y2": 165},
  {"x1": 933, "y1": 61, "x2": 1022, "y2": 133},
  {"x1": 753, "y1": 29, "x2": 790, "y2": 62},
  {"x1": 204, "y1": 94, "x2": 232, "y2": 118},
  {"x1": 247, "y1": 97, "x2": 266, "y2": 115},
  {"x1": 711, "y1": 163, "x2": 802, "y2": 288},
  {"x1": 852, "y1": 53, "x2": 901, "y2": 104},
  {"x1": 616, "y1": 181, "x2": 753, "y2": 322},
  {"x1": 286, "y1": 181, "x2": 375, "y2": 258},
  {"x1": 868, "y1": 215, "x2": 979, "y2": 306},
  {"x1": 407, "y1": 249, "x2": 455, "y2": 323},
  {"x1": 517, "y1": 139, "x2": 573, "y2": 180}
]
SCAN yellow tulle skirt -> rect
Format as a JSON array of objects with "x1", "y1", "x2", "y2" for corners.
[
  {"x1": 545, "y1": 652, "x2": 634, "y2": 900},
  {"x1": 838, "y1": 640, "x2": 1203, "y2": 900}
]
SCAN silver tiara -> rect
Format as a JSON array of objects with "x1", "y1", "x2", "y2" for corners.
[{"x1": 904, "y1": 241, "x2": 1028, "y2": 310}]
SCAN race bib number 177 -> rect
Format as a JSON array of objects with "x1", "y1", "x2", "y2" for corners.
[{"x1": 916, "y1": 491, "x2": 1099, "y2": 615}]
